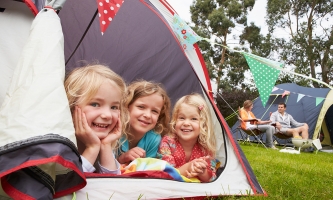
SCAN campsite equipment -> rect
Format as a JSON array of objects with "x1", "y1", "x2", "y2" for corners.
[
  {"x1": 231, "y1": 83, "x2": 333, "y2": 147},
  {"x1": 291, "y1": 138, "x2": 313, "y2": 153},
  {"x1": 1, "y1": 0, "x2": 266, "y2": 199},
  {"x1": 236, "y1": 108, "x2": 267, "y2": 148}
]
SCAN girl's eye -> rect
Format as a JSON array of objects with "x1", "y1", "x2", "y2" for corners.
[
  {"x1": 137, "y1": 105, "x2": 144, "y2": 109},
  {"x1": 111, "y1": 106, "x2": 119, "y2": 110},
  {"x1": 152, "y1": 110, "x2": 159, "y2": 114},
  {"x1": 192, "y1": 118, "x2": 198, "y2": 121},
  {"x1": 90, "y1": 103, "x2": 99, "y2": 107}
]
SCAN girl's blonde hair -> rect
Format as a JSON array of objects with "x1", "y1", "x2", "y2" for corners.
[
  {"x1": 64, "y1": 64, "x2": 128, "y2": 148},
  {"x1": 124, "y1": 80, "x2": 171, "y2": 137},
  {"x1": 170, "y1": 93, "x2": 216, "y2": 156}
]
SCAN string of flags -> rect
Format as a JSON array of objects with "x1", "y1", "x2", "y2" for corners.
[
  {"x1": 94, "y1": 1, "x2": 332, "y2": 107},
  {"x1": 169, "y1": 14, "x2": 333, "y2": 107},
  {"x1": 272, "y1": 87, "x2": 328, "y2": 106}
]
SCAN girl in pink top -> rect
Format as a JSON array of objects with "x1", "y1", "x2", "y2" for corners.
[{"x1": 157, "y1": 93, "x2": 217, "y2": 182}]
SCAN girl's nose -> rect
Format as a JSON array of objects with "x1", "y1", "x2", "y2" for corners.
[
  {"x1": 183, "y1": 119, "x2": 190, "y2": 125},
  {"x1": 143, "y1": 109, "x2": 151, "y2": 118},
  {"x1": 101, "y1": 108, "x2": 112, "y2": 119}
]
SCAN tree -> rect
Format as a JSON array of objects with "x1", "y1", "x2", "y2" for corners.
[
  {"x1": 190, "y1": 0, "x2": 257, "y2": 93},
  {"x1": 266, "y1": 0, "x2": 333, "y2": 87},
  {"x1": 215, "y1": 89, "x2": 258, "y2": 127}
]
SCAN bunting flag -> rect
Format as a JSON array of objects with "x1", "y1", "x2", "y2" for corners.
[
  {"x1": 316, "y1": 97, "x2": 324, "y2": 106},
  {"x1": 297, "y1": 94, "x2": 305, "y2": 102},
  {"x1": 96, "y1": 0, "x2": 124, "y2": 35},
  {"x1": 171, "y1": 14, "x2": 202, "y2": 50},
  {"x1": 242, "y1": 52, "x2": 283, "y2": 107},
  {"x1": 281, "y1": 90, "x2": 290, "y2": 98}
]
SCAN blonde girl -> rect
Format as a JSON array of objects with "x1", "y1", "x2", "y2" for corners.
[
  {"x1": 65, "y1": 64, "x2": 127, "y2": 174},
  {"x1": 117, "y1": 80, "x2": 171, "y2": 164},
  {"x1": 158, "y1": 93, "x2": 216, "y2": 182}
]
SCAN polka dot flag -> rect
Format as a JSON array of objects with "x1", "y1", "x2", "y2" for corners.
[
  {"x1": 242, "y1": 52, "x2": 283, "y2": 107},
  {"x1": 96, "y1": 0, "x2": 124, "y2": 35}
]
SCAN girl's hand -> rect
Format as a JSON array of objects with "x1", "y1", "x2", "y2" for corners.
[
  {"x1": 118, "y1": 147, "x2": 146, "y2": 164},
  {"x1": 74, "y1": 106, "x2": 101, "y2": 148},
  {"x1": 185, "y1": 158, "x2": 208, "y2": 178},
  {"x1": 74, "y1": 106, "x2": 100, "y2": 165},
  {"x1": 101, "y1": 112, "x2": 122, "y2": 145}
]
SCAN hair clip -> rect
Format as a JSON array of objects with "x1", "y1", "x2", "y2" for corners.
[{"x1": 198, "y1": 104, "x2": 204, "y2": 111}]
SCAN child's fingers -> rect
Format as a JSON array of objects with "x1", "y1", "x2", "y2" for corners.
[
  {"x1": 81, "y1": 110, "x2": 90, "y2": 131},
  {"x1": 73, "y1": 106, "x2": 78, "y2": 131},
  {"x1": 76, "y1": 106, "x2": 85, "y2": 133}
]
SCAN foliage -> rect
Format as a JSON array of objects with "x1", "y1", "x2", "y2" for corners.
[
  {"x1": 215, "y1": 89, "x2": 258, "y2": 127},
  {"x1": 266, "y1": 0, "x2": 333, "y2": 87},
  {"x1": 190, "y1": 0, "x2": 256, "y2": 93}
]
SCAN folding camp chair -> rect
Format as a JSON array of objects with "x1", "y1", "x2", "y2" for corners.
[
  {"x1": 269, "y1": 112, "x2": 293, "y2": 147},
  {"x1": 237, "y1": 108, "x2": 267, "y2": 148},
  {"x1": 272, "y1": 123, "x2": 293, "y2": 147}
]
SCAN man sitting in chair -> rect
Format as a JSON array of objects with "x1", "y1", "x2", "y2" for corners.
[
  {"x1": 239, "y1": 100, "x2": 277, "y2": 150},
  {"x1": 270, "y1": 102, "x2": 309, "y2": 139}
]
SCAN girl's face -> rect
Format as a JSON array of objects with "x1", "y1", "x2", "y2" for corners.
[
  {"x1": 128, "y1": 93, "x2": 164, "y2": 138},
  {"x1": 78, "y1": 81, "x2": 121, "y2": 139},
  {"x1": 174, "y1": 103, "x2": 201, "y2": 145}
]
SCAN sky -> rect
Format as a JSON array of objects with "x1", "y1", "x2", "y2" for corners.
[{"x1": 166, "y1": 0, "x2": 269, "y2": 35}]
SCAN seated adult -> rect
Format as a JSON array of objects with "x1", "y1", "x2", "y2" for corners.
[
  {"x1": 270, "y1": 102, "x2": 309, "y2": 139},
  {"x1": 239, "y1": 100, "x2": 277, "y2": 149}
]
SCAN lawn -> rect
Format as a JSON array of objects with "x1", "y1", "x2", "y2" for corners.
[{"x1": 221, "y1": 144, "x2": 333, "y2": 200}]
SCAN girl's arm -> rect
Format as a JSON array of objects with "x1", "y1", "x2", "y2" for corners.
[
  {"x1": 74, "y1": 106, "x2": 100, "y2": 166},
  {"x1": 117, "y1": 147, "x2": 146, "y2": 164},
  {"x1": 99, "y1": 116, "x2": 122, "y2": 172},
  {"x1": 157, "y1": 136, "x2": 176, "y2": 166}
]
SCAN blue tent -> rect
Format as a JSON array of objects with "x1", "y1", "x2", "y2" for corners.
[{"x1": 231, "y1": 83, "x2": 333, "y2": 146}]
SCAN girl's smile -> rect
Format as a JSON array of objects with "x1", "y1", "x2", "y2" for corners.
[
  {"x1": 128, "y1": 93, "x2": 163, "y2": 137},
  {"x1": 78, "y1": 81, "x2": 121, "y2": 139}
]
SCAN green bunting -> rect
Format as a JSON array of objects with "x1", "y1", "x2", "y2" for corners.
[
  {"x1": 316, "y1": 97, "x2": 324, "y2": 106},
  {"x1": 242, "y1": 52, "x2": 283, "y2": 107}
]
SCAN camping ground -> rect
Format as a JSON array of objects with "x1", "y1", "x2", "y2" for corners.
[{"x1": 211, "y1": 144, "x2": 333, "y2": 200}]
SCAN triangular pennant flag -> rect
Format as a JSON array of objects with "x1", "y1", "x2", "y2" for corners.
[
  {"x1": 297, "y1": 94, "x2": 305, "y2": 102},
  {"x1": 281, "y1": 90, "x2": 290, "y2": 98},
  {"x1": 96, "y1": 0, "x2": 124, "y2": 35},
  {"x1": 171, "y1": 14, "x2": 202, "y2": 50},
  {"x1": 271, "y1": 87, "x2": 279, "y2": 92},
  {"x1": 316, "y1": 97, "x2": 324, "y2": 106},
  {"x1": 242, "y1": 52, "x2": 283, "y2": 107}
]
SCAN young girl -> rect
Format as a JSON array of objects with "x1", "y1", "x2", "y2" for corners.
[
  {"x1": 157, "y1": 93, "x2": 217, "y2": 182},
  {"x1": 65, "y1": 64, "x2": 127, "y2": 174},
  {"x1": 116, "y1": 80, "x2": 171, "y2": 164}
]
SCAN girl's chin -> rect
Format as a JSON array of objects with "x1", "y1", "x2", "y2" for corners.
[{"x1": 94, "y1": 131, "x2": 110, "y2": 139}]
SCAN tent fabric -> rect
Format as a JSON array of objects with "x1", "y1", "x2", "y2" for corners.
[
  {"x1": 0, "y1": 0, "x2": 34, "y2": 106},
  {"x1": 0, "y1": 7, "x2": 85, "y2": 199},
  {"x1": 231, "y1": 83, "x2": 333, "y2": 145},
  {"x1": 0, "y1": 0, "x2": 266, "y2": 199},
  {"x1": 55, "y1": 0, "x2": 265, "y2": 199}
]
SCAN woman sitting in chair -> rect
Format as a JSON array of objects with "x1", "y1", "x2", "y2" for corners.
[{"x1": 239, "y1": 100, "x2": 277, "y2": 150}]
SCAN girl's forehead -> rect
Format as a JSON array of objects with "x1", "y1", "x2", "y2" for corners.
[{"x1": 179, "y1": 103, "x2": 197, "y2": 110}]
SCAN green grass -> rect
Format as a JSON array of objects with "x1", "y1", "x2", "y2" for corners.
[{"x1": 215, "y1": 144, "x2": 333, "y2": 200}]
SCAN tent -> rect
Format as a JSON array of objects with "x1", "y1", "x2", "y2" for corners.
[
  {"x1": 0, "y1": 0, "x2": 266, "y2": 199},
  {"x1": 231, "y1": 83, "x2": 333, "y2": 146}
]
